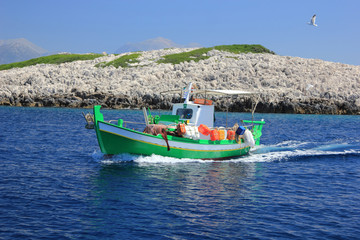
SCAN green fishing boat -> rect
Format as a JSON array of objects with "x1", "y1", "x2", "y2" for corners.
[{"x1": 91, "y1": 83, "x2": 265, "y2": 160}]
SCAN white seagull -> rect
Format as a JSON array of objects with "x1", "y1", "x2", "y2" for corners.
[{"x1": 308, "y1": 14, "x2": 318, "y2": 26}]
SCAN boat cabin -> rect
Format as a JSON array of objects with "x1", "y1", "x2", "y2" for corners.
[
  {"x1": 172, "y1": 102, "x2": 214, "y2": 128},
  {"x1": 161, "y1": 82, "x2": 257, "y2": 129},
  {"x1": 169, "y1": 82, "x2": 215, "y2": 128}
]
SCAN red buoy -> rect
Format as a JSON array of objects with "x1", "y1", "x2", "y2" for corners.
[{"x1": 198, "y1": 124, "x2": 211, "y2": 136}]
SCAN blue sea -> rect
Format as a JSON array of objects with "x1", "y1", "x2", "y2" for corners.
[{"x1": 0, "y1": 106, "x2": 359, "y2": 240}]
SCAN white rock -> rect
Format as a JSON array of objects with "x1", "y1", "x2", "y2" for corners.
[{"x1": 0, "y1": 48, "x2": 359, "y2": 106}]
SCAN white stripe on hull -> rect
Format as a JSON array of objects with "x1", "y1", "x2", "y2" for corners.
[{"x1": 99, "y1": 122, "x2": 249, "y2": 151}]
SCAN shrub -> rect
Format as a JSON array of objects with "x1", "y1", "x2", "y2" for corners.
[
  {"x1": 157, "y1": 44, "x2": 275, "y2": 65},
  {"x1": 0, "y1": 53, "x2": 103, "y2": 71},
  {"x1": 96, "y1": 53, "x2": 141, "y2": 68},
  {"x1": 157, "y1": 48, "x2": 212, "y2": 64},
  {"x1": 214, "y1": 44, "x2": 275, "y2": 54}
]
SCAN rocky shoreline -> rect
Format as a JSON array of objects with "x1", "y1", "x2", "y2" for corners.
[
  {"x1": 1, "y1": 48, "x2": 359, "y2": 114},
  {"x1": 1, "y1": 91, "x2": 358, "y2": 115}
]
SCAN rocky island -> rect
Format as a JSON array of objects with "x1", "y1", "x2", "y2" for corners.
[{"x1": 0, "y1": 45, "x2": 359, "y2": 114}]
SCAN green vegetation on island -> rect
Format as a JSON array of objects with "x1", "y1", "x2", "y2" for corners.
[
  {"x1": 95, "y1": 53, "x2": 141, "y2": 68},
  {"x1": 214, "y1": 44, "x2": 275, "y2": 54},
  {"x1": 0, "y1": 53, "x2": 103, "y2": 71},
  {"x1": 157, "y1": 48, "x2": 212, "y2": 65},
  {"x1": 0, "y1": 44, "x2": 275, "y2": 71},
  {"x1": 157, "y1": 44, "x2": 275, "y2": 65}
]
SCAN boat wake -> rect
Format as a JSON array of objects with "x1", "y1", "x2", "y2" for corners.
[
  {"x1": 92, "y1": 150, "x2": 208, "y2": 164},
  {"x1": 91, "y1": 140, "x2": 360, "y2": 164},
  {"x1": 247, "y1": 141, "x2": 360, "y2": 162}
]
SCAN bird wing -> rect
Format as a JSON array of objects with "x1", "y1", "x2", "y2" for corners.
[{"x1": 311, "y1": 14, "x2": 316, "y2": 24}]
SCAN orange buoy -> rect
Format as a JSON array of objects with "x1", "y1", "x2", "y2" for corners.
[
  {"x1": 205, "y1": 99, "x2": 213, "y2": 105},
  {"x1": 198, "y1": 124, "x2": 211, "y2": 136},
  {"x1": 194, "y1": 98, "x2": 213, "y2": 105},
  {"x1": 218, "y1": 129, "x2": 226, "y2": 140},
  {"x1": 194, "y1": 98, "x2": 205, "y2": 104},
  {"x1": 210, "y1": 129, "x2": 219, "y2": 141},
  {"x1": 227, "y1": 130, "x2": 235, "y2": 140},
  {"x1": 177, "y1": 123, "x2": 186, "y2": 136}
]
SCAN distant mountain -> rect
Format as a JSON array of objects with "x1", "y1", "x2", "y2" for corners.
[
  {"x1": 115, "y1": 37, "x2": 202, "y2": 53},
  {"x1": 0, "y1": 38, "x2": 48, "y2": 64}
]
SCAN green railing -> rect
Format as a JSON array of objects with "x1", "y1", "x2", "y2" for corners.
[{"x1": 242, "y1": 120, "x2": 265, "y2": 145}]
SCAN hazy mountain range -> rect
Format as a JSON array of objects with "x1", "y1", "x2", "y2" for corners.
[
  {"x1": 0, "y1": 37, "x2": 201, "y2": 64},
  {"x1": 0, "y1": 38, "x2": 48, "y2": 64},
  {"x1": 115, "y1": 37, "x2": 202, "y2": 53}
]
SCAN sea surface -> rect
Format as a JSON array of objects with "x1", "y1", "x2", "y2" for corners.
[{"x1": 0, "y1": 106, "x2": 359, "y2": 240}]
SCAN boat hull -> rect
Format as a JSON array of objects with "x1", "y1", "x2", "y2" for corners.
[{"x1": 95, "y1": 121, "x2": 251, "y2": 160}]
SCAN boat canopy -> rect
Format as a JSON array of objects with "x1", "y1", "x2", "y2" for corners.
[
  {"x1": 160, "y1": 88, "x2": 257, "y2": 96},
  {"x1": 195, "y1": 89, "x2": 256, "y2": 96}
]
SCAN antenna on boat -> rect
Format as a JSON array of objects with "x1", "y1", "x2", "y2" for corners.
[
  {"x1": 142, "y1": 107, "x2": 149, "y2": 126},
  {"x1": 251, "y1": 95, "x2": 261, "y2": 127},
  {"x1": 183, "y1": 83, "x2": 193, "y2": 103},
  {"x1": 226, "y1": 103, "x2": 228, "y2": 129},
  {"x1": 225, "y1": 97, "x2": 231, "y2": 129}
]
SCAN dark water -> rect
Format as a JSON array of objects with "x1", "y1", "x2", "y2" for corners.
[{"x1": 0, "y1": 106, "x2": 359, "y2": 240}]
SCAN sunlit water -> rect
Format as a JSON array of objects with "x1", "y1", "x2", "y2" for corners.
[{"x1": 0, "y1": 106, "x2": 359, "y2": 239}]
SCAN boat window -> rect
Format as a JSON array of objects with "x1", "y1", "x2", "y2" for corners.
[{"x1": 176, "y1": 108, "x2": 193, "y2": 119}]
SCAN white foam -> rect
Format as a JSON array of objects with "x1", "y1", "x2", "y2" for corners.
[
  {"x1": 312, "y1": 143, "x2": 352, "y2": 151},
  {"x1": 134, "y1": 154, "x2": 206, "y2": 165},
  {"x1": 91, "y1": 151, "x2": 138, "y2": 164},
  {"x1": 91, "y1": 150, "x2": 104, "y2": 161},
  {"x1": 245, "y1": 147, "x2": 360, "y2": 163},
  {"x1": 91, "y1": 141, "x2": 360, "y2": 165},
  {"x1": 267, "y1": 140, "x2": 312, "y2": 148}
]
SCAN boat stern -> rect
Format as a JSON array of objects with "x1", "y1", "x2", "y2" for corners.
[{"x1": 242, "y1": 119, "x2": 265, "y2": 145}]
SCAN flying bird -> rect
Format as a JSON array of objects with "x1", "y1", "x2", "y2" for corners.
[{"x1": 308, "y1": 14, "x2": 318, "y2": 26}]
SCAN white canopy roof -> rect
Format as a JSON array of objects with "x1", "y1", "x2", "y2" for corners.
[
  {"x1": 161, "y1": 88, "x2": 257, "y2": 96},
  {"x1": 196, "y1": 89, "x2": 256, "y2": 96}
]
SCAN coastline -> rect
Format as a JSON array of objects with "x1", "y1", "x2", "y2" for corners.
[
  {"x1": 1, "y1": 48, "x2": 359, "y2": 115},
  {"x1": 1, "y1": 92, "x2": 358, "y2": 115}
]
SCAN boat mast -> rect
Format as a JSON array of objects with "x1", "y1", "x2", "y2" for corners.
[
  {"x1": 183, "y1": 83, "x2": 193, "y2": 103},
  {"x1": 251, "y1": 95, "x2": 261, "y2": 124}
]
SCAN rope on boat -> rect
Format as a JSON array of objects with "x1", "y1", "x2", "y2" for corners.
[
  {"x1": 251, "y1": 95, "x2": 261, "y2": 129},
  {"x1": 82, "y1": 112, "x2": 94, "y2": 129}
]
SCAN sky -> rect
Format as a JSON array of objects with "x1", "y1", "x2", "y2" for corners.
[{"x1": 1, "y1": 0, "x2": 360, "y2": 65}]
